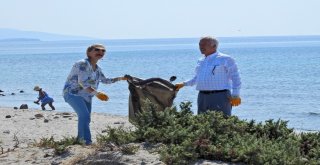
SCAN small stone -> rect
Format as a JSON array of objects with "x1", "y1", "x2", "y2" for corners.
[
  {"x1": 5, "y1": 115, "x2": 11, "y2": 118},
  {"x1": 61, "y1": 112, "x2": 71, "y2": 115},
  {"x1": 53, "y1": 116, "x2": 59, "y2": 119},
  {"x1": 20, "y1": 104, "x2": 28, "y2": 109},
  {"x1": 61, "y1": 112, "x2": 72, "y2": 118},
  {"x1": 114, "y1": 121, "x2": 125, "y2": 124},
  {"x1": 29, "y1": 117, "x2": 35, "y2": 120},
  {"x1": 44, "y1": 119, "x2": 49, "y2": 123},
  {"x1": 19, "y1": 90, "x2": 24, "y2": 93},
  {"x1": 13, "y1": 107, "x2": 18, "y2": 110},
  {"x1": 11, "y1": 93, "x2": 15, "y2": 95},
  {"x1": 43, "y1": 153, "x2": 51, "y2": 158},
  {"x1": 3, "y1": 130, "x2": 10, "y2": 134},
  {"x1": 35, "y1": 114, "x2": 44, "y2": 118},
  {"x1": 51, "y1": 161, "x2": 60, "y2": 165},
  {"x1": 0, "y1": 89, "x2": 4, "y2": 92}
]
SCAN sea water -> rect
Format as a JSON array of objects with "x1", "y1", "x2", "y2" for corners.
[{"x1": 0, "y1": 36, "x2": 320, "y2": 131}]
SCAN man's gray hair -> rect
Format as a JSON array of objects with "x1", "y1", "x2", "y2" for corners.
[{"x1": 200, "y1": 36, "x2": 219, "y2": 48}]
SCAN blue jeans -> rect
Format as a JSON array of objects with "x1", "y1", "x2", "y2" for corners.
[{"x1": 64, "y1": 93, "x2": 92, "y2": 145}]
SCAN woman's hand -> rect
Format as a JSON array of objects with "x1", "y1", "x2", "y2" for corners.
[
  {"x1": 96, "y1": 92, "x2": 109, "y2": 101},
  {"x1": 119, "y1": 77, "x2": 128, "y2": 80},
  {"x1": 114, "y1": 77, "x2": 128, "y2": 81}
]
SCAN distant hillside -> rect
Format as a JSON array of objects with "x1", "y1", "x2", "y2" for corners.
[
  {"x1": 0, "y1": 38, "x2": 41, "y2": 42},
  {"x1": 0, "y1": 28, "x2": 97, "y2": 41}
]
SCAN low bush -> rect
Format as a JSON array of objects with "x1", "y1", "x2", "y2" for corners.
[
  {"x1": 97, "y1": 126, "x2": 136, "y2": 146},
  {"x1": 34, "y1": 136, "x2": 82, "y2": 155},
  {"x1": 97, "y1": 100, "x2": 320, "y2": 164}
]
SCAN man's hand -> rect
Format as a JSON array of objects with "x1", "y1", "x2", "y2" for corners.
[
  {"x1": 96, "y1": 92, "x2": 109, "y2": 101},
  {"x1": 34, "y1": 101, "x2": 39, "y2": 105},
  {"x1": 230, "y1": 96, "x2": 241, "y2": 106},
  {"x1": 175, "y1": 83, "x2": 184, "y2": 91}
]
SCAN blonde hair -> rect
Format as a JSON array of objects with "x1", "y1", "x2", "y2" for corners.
[{"x1": 86, "y1": 44, "x2": 106, "y2": 54}]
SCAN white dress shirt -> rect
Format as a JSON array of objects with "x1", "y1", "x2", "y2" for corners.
[{"x1": 184, "y1": 51, "x2": 241, "y2": 96}]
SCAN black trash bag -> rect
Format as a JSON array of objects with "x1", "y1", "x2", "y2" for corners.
[{"x1": 125, "y1": 75, "x2": 178, "y2": 121}]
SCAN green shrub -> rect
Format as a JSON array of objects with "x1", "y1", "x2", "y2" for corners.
[
  {"x1": 120, "y1": 144, "x2": 140, "y2": 155},
  {"x1": 97, "y1": 126, "x2": 136, "y2": 146},
  {"x1": 299, "y1": 132, "x2": 320, "y2": 160},
  {"x1": 34, "y1": 136, "x2": 81, "y2": 155},
  {"x1": 96, "y1": 126, "x2": 139, "y2": 155},
  {"x1": 97, "y1": 100, "x2": 320, "y2": 164}
]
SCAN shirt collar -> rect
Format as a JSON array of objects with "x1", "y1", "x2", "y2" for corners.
[
  {"x1": 205, "y1": 51, "x2": 219, "y2": 59},
  {"x1": 85, "y1": 58, "x2": 100, "y2": 71}
]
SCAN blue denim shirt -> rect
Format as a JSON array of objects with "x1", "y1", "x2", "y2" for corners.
[{"x1": 63, "y1": 59, "x2": 116, "y2": 102}]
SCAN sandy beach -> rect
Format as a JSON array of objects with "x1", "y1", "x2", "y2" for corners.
[
  {"x1": 0, "y1": 107, "x2": 162, "y2": 164},
  {"x1": 0, "y1": 107, "x2": 231, "y2": 165}
]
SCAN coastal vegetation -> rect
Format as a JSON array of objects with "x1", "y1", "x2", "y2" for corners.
[
  {"x1": 33, "y1": 100, "x2": 320, "y2": 164},
  {"x1": 33, "y1": 136, "x2": 81, "y2": 155},
  {"x1": 97, "y1": 101, "x2": 320, "y2": 164}
]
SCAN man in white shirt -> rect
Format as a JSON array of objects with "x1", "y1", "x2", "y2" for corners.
[{"x1": 175, "y1": 36, "x2": 241, "y2": 116}]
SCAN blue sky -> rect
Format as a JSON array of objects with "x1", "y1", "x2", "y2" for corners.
[{"x1": 1, "y1": 0, "x2": 319, "y2": 39}]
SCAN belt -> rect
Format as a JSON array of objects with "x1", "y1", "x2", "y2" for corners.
[{"x1": 199, "y1": 89, "x2": 228, "y2": 94}]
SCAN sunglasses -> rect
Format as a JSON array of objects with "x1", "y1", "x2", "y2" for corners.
[{"x1": 93, "y1": 48, "x2": 106, "y2": 53}]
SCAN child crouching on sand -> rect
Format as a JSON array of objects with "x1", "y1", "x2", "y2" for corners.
[{"x1": 33, "y1": 86, "x2": 55, "y2": 110}]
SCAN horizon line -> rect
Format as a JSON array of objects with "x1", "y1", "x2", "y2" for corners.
[{"x1": 1, "y1": 28, "x2": 320, "y2": 41}]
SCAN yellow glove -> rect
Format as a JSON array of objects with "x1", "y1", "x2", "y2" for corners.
[
  {"x1": 230, "y1": 96, "x2": 241, "y2": 106},
  {"x1": 114, "y1": 77, "x2": 128, "y2": 81},
  {"x1": 120, "y1": 77, "x2": 128, "y2": 80},
  {"x1": 175, "y1": 83, "x2": 184, "y2": 91},
  {"x1": 96, "y1": 92, "x2": 109, "y2": 101}
]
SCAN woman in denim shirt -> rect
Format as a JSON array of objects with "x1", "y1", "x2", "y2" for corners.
[{"x1": 63, "y1": 44, "x2": 126, "y2": 145}]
